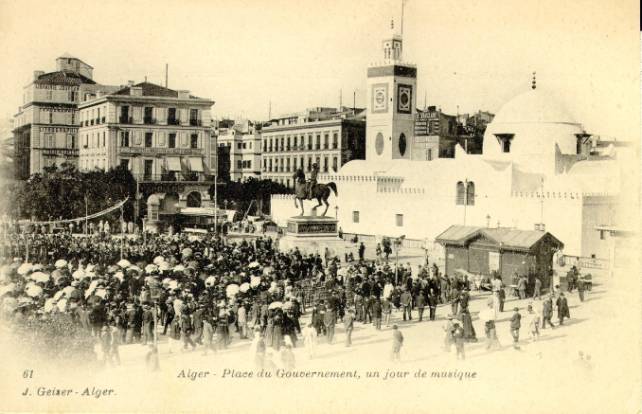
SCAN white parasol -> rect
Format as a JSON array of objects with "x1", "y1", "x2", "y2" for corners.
[
  {"x1": 62, "y1": 285, "x2": 75, "y2": 296},
  {"x1": 114, "y1": 271, "x2": 124, "y2": 281},
  {"x1": 153, "y1": 256, "x2": 165, "y2": 266},
  {"x1": 117, "y1": 259, "x2": 131, "y2": 268},
  {"x1": 72, "y1": 269, "x2": 86, "y2": 280},
  {"x1": 25, "y1": 283, "x2": 43, "y2": 297},
  {"x1": 30, "y1": 272, "x2": 50, "y2": 283},
  {"x1": 268, "y1": 301, "x2": 283, "y2": 310},
  {"x1": 205, "y1": 276, "x2": 217, "y2": 287},
  {"x1": 53, "y1": 290, "x2": 65, "y2": 301},
  {"x1": 173, "y1": 264, "x2": 186, "y2": 273},
  {"x1": 56, "y1": 298, "x2": 67, "y2": 312},
  {"x1": 95, "y1": 288, "x2": 107, "y2": 299},
  {"x1": 145, "y1": 264, "x2": 158, "y2": 274},
  {"x1": 158, "y1": 262, "x2": 170, "y2": 272},
  {"x1": 54, "y1": 259, "x2": 68, "y2": 269},
  {"x1": 239, "y1": 282, "x2": 250, "y2": 293},
  {"x1": 17, "y1": 263, "x2": 33, "y2": 276},
  {"x1": 168, "y1": 280, "x2": 179, "y2": 290},
  {"x1": 226, "y1": 284, "x2": 240, "y2": 298},
  {"x1": 181, "y1": 248, "x2": 193, "y2": 257},
  {"x1": 44, "y1": 298, "x2": 56, "y2": 313},
  {"x1": 248, "y1": 261, "x2": 260, "y2": 269},
  {"x1": 250, "y1": 276, "x2": 261, "y2": 288}
]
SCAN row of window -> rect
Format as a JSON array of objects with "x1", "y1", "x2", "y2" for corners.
[
  {"x1": 119, "y1": 131, "x2": 199, "y2": 149},
  {"x1": 351, "y1": 211, "x2": 404, "y2": 227},
  {"x1": 263, "y1": 131, "x2": 339, "y2": 153},
  {"x1": 43, "y1": 89, "x2": 77, "y2": 102},
  {"x1": 262, "y1": 155, "x2": 338, "y2": 173},
  {"x1": 236, "y1": 160, "x2": 253, "y2": 169},
  {"x1": 118, "y1": 106, "x2": 201, "y2": 126}
]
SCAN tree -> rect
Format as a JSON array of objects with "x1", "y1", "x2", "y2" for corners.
[
  {"x1": 209, "y1": 178, "x2": 292, "y2": 216},
  {"x1": 8, "y1": 163, "x2": 136, "y2": 223}
]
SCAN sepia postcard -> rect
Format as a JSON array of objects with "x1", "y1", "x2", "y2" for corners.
[{"x1": 0, "y1": 0, "x2": 639, "y2": 413}]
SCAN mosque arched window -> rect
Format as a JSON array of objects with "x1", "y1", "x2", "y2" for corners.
[
  {"x1": 466, "y1": 182, "x2": 475, "y2": 206},
  {"x1": 456, "y1": 181, "x2": 465, "y2": 205}
]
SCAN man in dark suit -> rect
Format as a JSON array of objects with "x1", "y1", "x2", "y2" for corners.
[
  {"x1": 400, "y1": 289, "x2": 412, "y2": 321},
  {"x1": 556, "y1": 293, "x2": 570, "y2": 325},
  {"x1": 542, "y1": 295, "x2": 555, "y2": 329},
  {"x1": 415, "y1": 290, "x2": 425, "y2": 322}
]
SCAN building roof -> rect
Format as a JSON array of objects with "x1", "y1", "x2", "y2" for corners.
[
  {"x1": 34, "y1": 70, "x2": 96, "y2": 86},
  {"x1": 113, "y1": 82, "x2": 203, "y2": 100},
  {"x1": 435, "y1": 225, "x2": 564, "y2": 251},
  {"x1": 492, "y1": 88, "x2": 577, "y2": 125}
]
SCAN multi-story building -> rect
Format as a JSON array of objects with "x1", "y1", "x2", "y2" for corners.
[
  {"x1": 260, "y1": 107, "x2": 366, "y2": 187},
  {"x1": 413, "y1": 106, "x2": 459, "y2": 160},
  {"x1": 12, "y1": 55, "x2": 118, "y2": 179},
  {"x1": 77, "y1": 81, "x2": 215, "y2": 229},
  {"x1": 217, "y1": 119, "x2": 262, "y2": 182}
]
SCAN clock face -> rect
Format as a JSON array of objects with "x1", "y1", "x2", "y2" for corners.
[
  {"x1": 397, "y1": 84, "x2": 412, "y2": 113},
  {"x1": 372, "y1": 84, "x2": 388, "y2": 113}
]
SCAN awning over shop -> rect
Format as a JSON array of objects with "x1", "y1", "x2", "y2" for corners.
[
  {"x1": 165, "y1": 157, "x2": 182, "y2": 172},
  {"x1": 189, "y1": 157, "x2": 204, "y2": 172}
]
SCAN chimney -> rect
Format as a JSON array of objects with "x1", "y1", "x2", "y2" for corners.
[
  {"x1": 177, "y1": 90, "x2": 190, "y2": 99},
  {"x1": 33, "y1": 70, "x2": 44, "y2": 80}
]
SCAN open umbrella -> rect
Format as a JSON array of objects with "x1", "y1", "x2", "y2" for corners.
[
  {"x1": 250, "y1": 276, "x2": 261, "y2": 288},
  {"x1": 44, "y1": 298, "x2": 56, "y2": 313},
  {"x1": 181, "y1": 248, "x2": 193, "y2": 258},
  {"x1": 268, "y1": 301, "x2": 283, "y2": 310},
  {"x1": 62, "y1": 286, "x2": 75, "y2": 296},
  {"x1": 30, "y1": 272, "x2": 50, "y2": 283},
  {"x1": 162, "y1": 277, "x2": 172, "y2": 286},
  {"x1": 72, "y1": 269, "x2": 86, "y2": 280},
  {"x1": 226, "y1": 284, "x2": 240, "y2": 298},
  {"x1": 114, "y1": 271, "x2": 124, "y2": 282},
  {"x1": 127, "y1": 265, "x2": 142, "y2": 273},
  {"x1": 54, "y1": 259, "x2": 68, "y2": 269},
  {"x1": 17, "y1": 263, "x2": 33, "y2": 276},
  {"x1": 205, "y1": 276, "x2": 217, "y2": 287},
  {"x1": 248, "y1": 261, "x2": 260, "y2": 269},
  {"x1": 168, "y1": 280, "x2": 179, "y2": 290},
  {"x1": 173, "y1": 264, "x2": 186, "y2": 273},
  {"x1": 56, "y1": 298, "x2": 67, "y2": 312},
  {"x1": 53, "y1": 290, "x2": 65, "y2": 301},
  {"x1": 262, "y1": 267, "x2": 273, "y2": 276},
  {"x1": 145, "y1": 264, "x2": 158, "y2": 274},
  {"x1": 158, "y1": 262, "x2": 170, "y2": 272},
  {"x1": 32, "y1": 264, "x2": 43, "y2": 271},
  {"x1": 153, "y1": 256, "x2": 165, "y2": 266},
  {"x1": 95, "y1": 288, "x2": 107, "y2": 299},
  {"x1": 117, "y1": 259, "x2": 131, "y2": 268},
  {"x1": 283, "y1": 301, "x2": 294, "y2": 310},
  {"x1": 239, "y1": 282, "x2": 250, "y2": 293},
  {"x1": 25, "y1": 283, "x2": 43, "y2": 297}
]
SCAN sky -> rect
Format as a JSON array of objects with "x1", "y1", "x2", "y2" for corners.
[{"x1": 0, "y1": 0, "x2": 639, "y2": 140}]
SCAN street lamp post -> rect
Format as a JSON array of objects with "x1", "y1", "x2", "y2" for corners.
[
  {"x1": 334, "y1": 206, "x2": 338, "y2": 219},
  {"x1": 120, "y1": 205, "x2": 124, "y2": 260},
  {"x1": 214, "y1": 174, "x2": 218, "y2": 235},
  {"x1": 84, "y1": 194, "x2": 88, "y2": 235}
]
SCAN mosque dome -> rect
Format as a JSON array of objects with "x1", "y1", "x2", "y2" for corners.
[
  {"x1": 482, "y1": 87, "x2": 585, "y2": 174},
  {"x1": 492, "y1": 89, "x2": 577, "y2": 125}
]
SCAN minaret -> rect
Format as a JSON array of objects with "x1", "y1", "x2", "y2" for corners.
[
  {"x1": 365, "y1": 18, "x2": 417, "y2": 161},
  {"x1": 531, "y1": 71, "x2": 537, "y2": 90}
]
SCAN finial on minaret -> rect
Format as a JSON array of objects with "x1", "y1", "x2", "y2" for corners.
[
  {"x1": 391, "y1": 18, "x2": 394, "y2": 30},
  {"x1": 531, "y1": 71, "x2": 537, "y2": 90}
]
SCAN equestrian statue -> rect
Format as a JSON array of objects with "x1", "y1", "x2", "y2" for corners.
[{"x1": 292, "y1": 163, "x2": 338, "y2": 216}]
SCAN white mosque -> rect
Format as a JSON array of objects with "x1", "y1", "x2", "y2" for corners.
[{"x1": 271, "y1": 23, "x2": 625, "y2": 262}]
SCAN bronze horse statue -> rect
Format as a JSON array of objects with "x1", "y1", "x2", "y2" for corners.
[{"x1": 292, "y1": 169, "x2": 338, "y2": 216}]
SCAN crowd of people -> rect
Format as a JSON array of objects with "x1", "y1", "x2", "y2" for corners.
[{"x1": 0, "y1": 226, "x2": 586, "y2": 367}]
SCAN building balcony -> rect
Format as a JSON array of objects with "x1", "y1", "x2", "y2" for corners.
[
  {"x1": 133, "y1": 172, "x2": 214, "y2": 183},
  {"x1": 144, "y1": 117, "x2": 157, "y2": 125},
  {"x1": 189, "y1": 119, "x2": 201, "y2": 126},
  {"x1": 119, "y1": 116, "x2": 133, "y2": 124},
  {"x1": 167, "y1": 118, "x2": 180, "y2": 125},
  {"x1": 119, "y1": 147, "x2": 203, "y2": 156}
]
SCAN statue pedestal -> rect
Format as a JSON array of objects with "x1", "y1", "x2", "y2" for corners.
[{"x1": 278, "y1": 215, "x2": 344, "y2": 256}]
